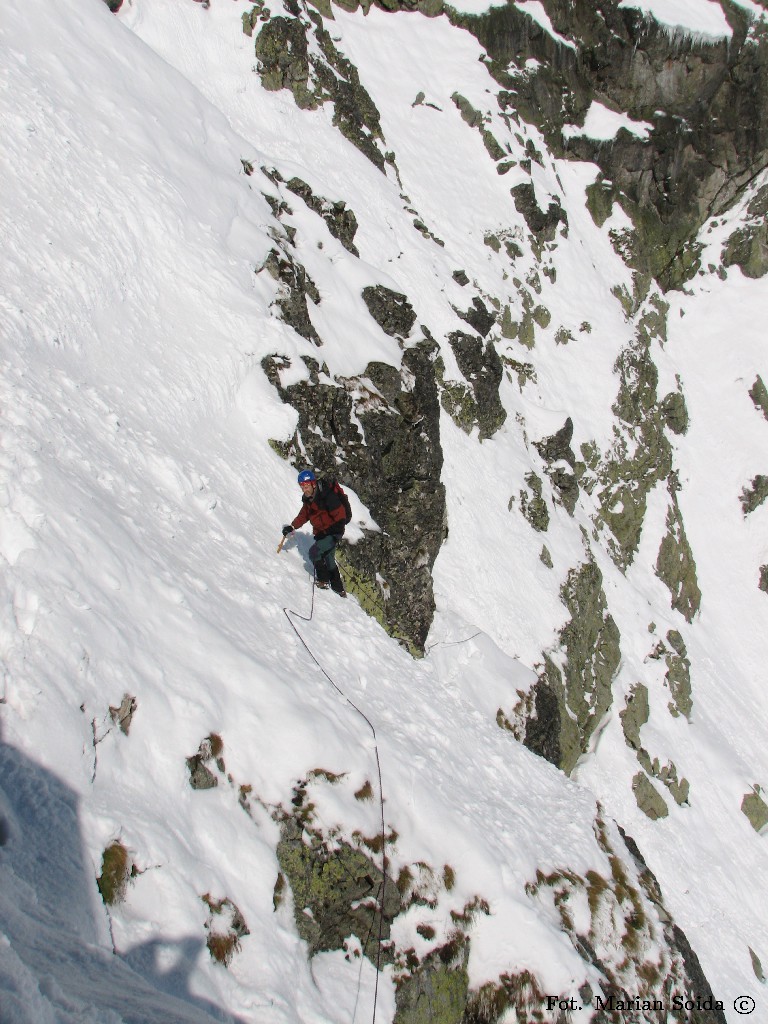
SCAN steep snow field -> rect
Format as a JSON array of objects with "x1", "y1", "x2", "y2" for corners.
[{"x1": 1, "y1": 0, "x2": 767, "y2": 1021}]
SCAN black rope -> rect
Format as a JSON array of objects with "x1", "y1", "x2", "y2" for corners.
[
  {"x1": 336, "y1": 562, "x2": 480, "y2": 656},
  {"x1": 352, "y1": 879, "x2": 384, "y2": 1024},
  {"x1": 337, "y1": 562, "x2": 389, "y2": 622},
  {"x1": 425, "y1": 631, "x2": 482, "y2": 654},
  {"x1": 283, "y1": 568, "x2": 387, "y2": 1024}
]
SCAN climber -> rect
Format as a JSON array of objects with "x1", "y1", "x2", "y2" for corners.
[{"x1": 282, "y1": 470, "x2": 352, "y2": 596}]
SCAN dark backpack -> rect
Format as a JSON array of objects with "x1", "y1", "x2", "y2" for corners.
[
  {"x1": 317, "y1": 477, "x2": 353, "y2": 525},
  {"x1": 332, "y1": 480, "x2": 353, "y2": 525}
]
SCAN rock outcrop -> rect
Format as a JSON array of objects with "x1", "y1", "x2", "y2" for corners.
[
  {"x1": 264, "y1": 338, "x2": 446, "y2": 653},
  {"x1": 451, "y1": 0, "x2": 768, "y2": 290},
  {"x1": 255, "y1": 5, "x2": 389, "y2": 171}
]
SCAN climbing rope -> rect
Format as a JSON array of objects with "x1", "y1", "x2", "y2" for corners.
[
  {"x1": 424, "y1": 631, "x2": 482, "y2": 654},
  {"x1": 283, "y1": 568, "x2": 387, "y2": 1024},
  {"x1": 339, "y1": 557, "x2": 483, "y2": 651},
  {"x1": 280, "y1": 543, "x2": 482, "y2": 1022}
]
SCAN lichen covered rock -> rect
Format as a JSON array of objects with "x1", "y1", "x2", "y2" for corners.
[
  {"x1": 446, "y1": 331, "x2": 506, "y2": 439},
  {"x1": 633, "y1": 771, "x2": 669, "y2": 820},
  {"x1": 286, "y1": 176, "x2": 359, "y2": 255},
  {"x1": 519, "y1": 471, "x2": 550, "y2": 532},
  {"x1": 591, "y1": 294, "x2": 694, "y2": 573},
  {"x1": 621, "y1": 682, "x2": 689, "y2": 809},
  {"x1": 526, "y1": 816, "x2": 725, "y2": 1022},
  {"x1": 263, "y1": 336, "x2": 445, "y2": 653},
  {"x1": 663, "y1": 630, "x2": 693, "y2": 720},
  {"x1": 452, "y1": 0, "x2": 768, "y2": 291},
  {"x1": 722, "y1": 185, "x2": 768, "y2": 280},
  {"x1": 277, "y1": 816, "x2": 400, "y2": 959},
  {"x1": 505, "y1": 559, "x2": 620, "y2": 775},
  {"x1": 533, "y1": 417, "x2": 579, "y2": 516},
  {"x1": 394, "y1": 938, "x2": 469, "y2": 1024},
  {"x1": 656, "y1": 488, "x2": 702, "y2": 624},
  {"x1": 255, "y1": 10, "x2": 388, "y2": 169},
  {"x1": 741, "y1": 786, "x2": 768, "y2": 834},
  {"x1": 740, "y1": 474, "x2": 768, "y2": 516},
  {"x1": 749, "y1": 375, "x2": 768, "y2": 421}
]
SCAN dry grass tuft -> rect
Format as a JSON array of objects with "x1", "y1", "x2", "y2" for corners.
[
  {"x1": 207, "y1": 933, "x2": 240, "y2": 967},
  {"x1": 354, "y1": 780, "x2": 374, "y2": 802},
  {"x1": 96, "y1": 840, "x2": 133, "y2": 906}
]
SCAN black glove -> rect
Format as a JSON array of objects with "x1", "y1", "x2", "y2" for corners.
[{"x1": 282, "y1": 525, "x2": 294, "y2": 537}]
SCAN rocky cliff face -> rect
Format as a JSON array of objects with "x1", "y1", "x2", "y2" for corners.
[
  {"x1": 263, "y1": 329, "x2": 447, "y2": 653},
  {"x1": 452, "y1": 0, "x2": 768, "y2": 290},
  {"x1": 250, "y1": 0, "x2": 768, "y2": 288}
]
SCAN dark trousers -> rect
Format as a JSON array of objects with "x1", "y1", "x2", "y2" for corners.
[{"x1": 309, "y1": 536, "x2": 344, "y2": 592}]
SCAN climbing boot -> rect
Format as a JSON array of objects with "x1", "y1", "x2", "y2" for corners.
[{"x1": 330, "y1": 569, "x2": 346, "y2": 597}]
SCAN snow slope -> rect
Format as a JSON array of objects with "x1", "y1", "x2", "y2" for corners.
[{"x1": 1, "y1": 0, "x2": 767, "y2": 1021}]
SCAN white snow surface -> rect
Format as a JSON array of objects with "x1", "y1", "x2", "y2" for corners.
[
  {"x1": 512, "y1": 1, "x2": 577, "y2": 48},
  {"x1": 618, "y1": 0, "x2": 734, "y2": 38},
  {"x1": 1, "y1": 0, "x2": 767, "y2": 1022},
  {"x1": 563, "y1": 103, "x2": 653, "y2": 142}
]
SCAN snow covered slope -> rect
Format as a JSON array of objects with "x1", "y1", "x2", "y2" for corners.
[{"x1": 1, "y1": 0, "x2": 767, "y2": 1022}]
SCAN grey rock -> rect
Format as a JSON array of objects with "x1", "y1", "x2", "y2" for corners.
[
  {"x1": 740, "y1": 474, "x2": 768, "y2": 516},
  {"x1": 632, "y1": 772, "x2": 669, "y2": 820},
  {"x1": 534, "y1": 418, "x2": 579, "y2": 515},
  {"x1": 362, "y1": 285, "x2": 416, "y2": 338},
  {"x1": 510, "y1": 182, "x2": 567, "y2": 243},
  {"x1": 255, "y1": 13, "x2": 388, "y2": 169},
  {"x1": 187, "y1": 758, "x2": 218, "y2": 791},
  {"x1": 263, "y1": 336, "x2": 445, "y2": 653},
  {"x1": 519, "y1": 472, "x2": 549, "y2": 533},
  {"x1": 447, "y1": 331, "x2": 506, "y2": 439},
  {"x1": 722, "y1": 185, "x2": 768, "y2": 279},
  {"x1": 454, "y1": 296, "x2": 496, "y2": 337},
  {"x1": 749, "y1": 375, "x2": 768, "y2": 420},
  {"x1": 656, "y1": 488, "x2": 702, "y2": 623},
  {"x1": 286, "y1": 177, "x2": 359, "y2": 256},
  {"x1": 109, "y1": 694, "x2": 137, "y2": 736},
  {"x1": 264, "y1": 248, "x2": 322, "y2": 346}
]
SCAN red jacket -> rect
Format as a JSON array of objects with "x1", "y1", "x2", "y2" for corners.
[{"x1": 291, "y1": 479, "x2": 347, "y2": 538}]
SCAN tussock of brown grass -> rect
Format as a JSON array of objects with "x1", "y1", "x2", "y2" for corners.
[
  {"x1": 96, "y1": 841, "x2": 132, "y2": 906},
  {"x1": 207, "y1": 933, "x2": 240, "y2": 966}
]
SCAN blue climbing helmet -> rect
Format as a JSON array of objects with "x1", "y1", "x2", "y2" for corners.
[{"x1": 297, "y1": 469, "x2": 316, "y2": 484}]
